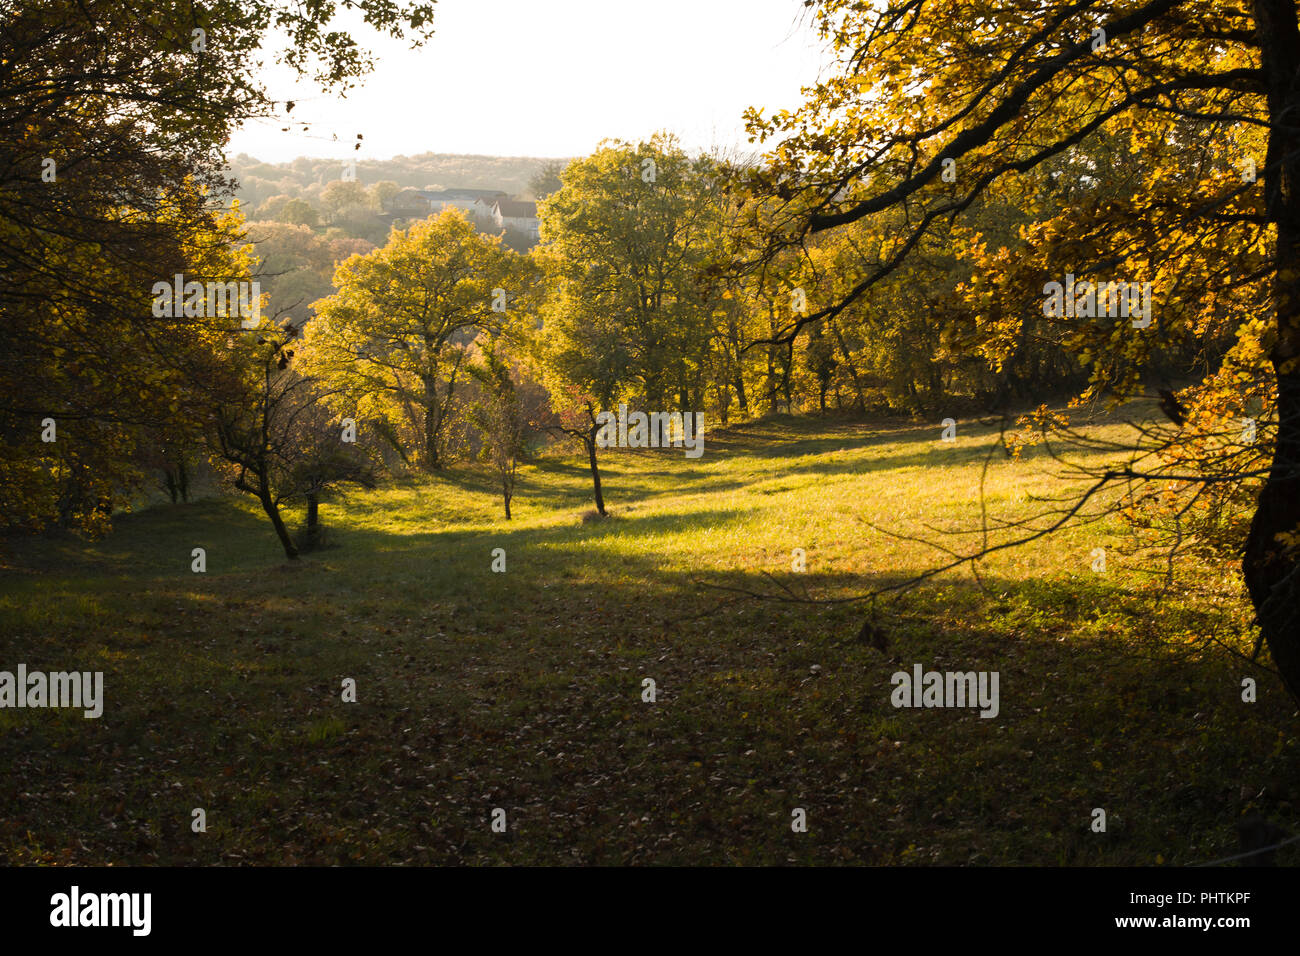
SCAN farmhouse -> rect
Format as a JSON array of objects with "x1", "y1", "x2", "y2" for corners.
[
  {"x1": 386, "y1": 187, "x2": 507, "y2": 218},
  {"x1": 479, "y1": 198, "x2": 540, "y2": 240}
]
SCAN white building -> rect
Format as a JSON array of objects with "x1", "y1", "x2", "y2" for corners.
[
  {"x1": 489, "y1": 199, "x2": 540, "y2": 240},
  {"x1": 387, "y1": 188, "x2": 507, "y2": 218}
]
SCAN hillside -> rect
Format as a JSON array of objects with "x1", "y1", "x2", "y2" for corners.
[
  {"x1": 2, "y1": 413, "x2": 1292, "y2": 865},
  {"x1": 227, "y1": 152, "x2": 567, "y2": 210}
]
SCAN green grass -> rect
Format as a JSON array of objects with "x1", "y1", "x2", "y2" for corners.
[{"x1": 1, "y1": 408, "x2": 1296, "y2": 865}]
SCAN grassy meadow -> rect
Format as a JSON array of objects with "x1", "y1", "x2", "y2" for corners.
[{"x1": 1, "y1": 407, "x2": 1296, "y2": 865}]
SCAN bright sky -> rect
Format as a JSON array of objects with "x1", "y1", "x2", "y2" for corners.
[{"x1": 226, "y1": 0, "x2": 830, "y2": 163}]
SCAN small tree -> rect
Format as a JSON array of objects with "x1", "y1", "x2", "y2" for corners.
[
  {"x1": 319, "y1": 180, "x2": 372, "y2": 225},
  {"x1": 279, "y1": 198, "x2": 320, "y2": 228},
  {"x1": 528, "y1": 160, "x2": 566, "y2": 200},
  {"x1": 288, "y1": 402, "x2": 379, "y2": 550},
  {"x1": 212, "y1": 327, "x2": 378, "y2": 558},
  {"x1": 370, "y1": 180, "x2": 402, "y2": 210},
  {"x1": 538, "y1": 385, "x2": 608, "y2": 517},
  {"x1": 468, "y1": 345, "x2": 528, "y2": 520}
]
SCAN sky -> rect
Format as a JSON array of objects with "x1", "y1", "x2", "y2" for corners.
[{"x1": 226, "y1": 0, "x2": 831, "y2": 163}]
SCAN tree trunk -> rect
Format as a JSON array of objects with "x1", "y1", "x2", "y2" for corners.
[
  {"x1": 586, "y1": 428, "x2": 606, "y2": 516},
  {"x1": 1243, "y1": 0, "x2": 1300, "y2": 702},
  {"x1": 306, "y1": 491, "x2": 320, "y2": 545},
  {"x1": 1244, "y1": 377, "x2": 1300, "y2": 701},
  {"x1": 733, "y1": 371, "x2": 748, "y2": 416},
  {"x1": 780, "y1": 342, "x2": 794, "y2": 410},
  {"x1": 259, "y1": 476, "x2": 298, "y2": 560},
  {"x1": 831, "y1": 323, "x2": 867, "y2": 412},
  {"x1": 766, "y1": 301, "x2": 782, "y2": 412},
  {"x1": 422, "y1": 373, "x2": 443, "y2": 471}
]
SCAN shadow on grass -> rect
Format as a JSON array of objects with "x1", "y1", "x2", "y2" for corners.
[{"x1": 0, "y1": 529, "x2": 1290, "y2": 867}]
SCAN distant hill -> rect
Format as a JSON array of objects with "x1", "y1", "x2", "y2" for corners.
[{"x1": 226, "y1": 152, "x2": 567, "y2": 210}]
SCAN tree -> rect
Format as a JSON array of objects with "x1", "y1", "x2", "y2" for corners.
[
  {"x1": 528, "y1": 160, "x2": 566, "y2": 200},
  {"x1": 299, "y1": 209, "x2": 532, "y2": 470},
  {"x1": 803, "y1": 324, "x2": 838, "y2": 415},
  {"x1": 468, "y1": 345, "x2": 528, "y2": 519},
  {"x1": 320, "y1": 180, "x2": 374, "y2": 225},
  {"x1": 212, "y1": 327, "x2": 378, "y2": 559},
  {"x1": 0, "y1": 193, "x2": 253, "y2": 535},
  {"x1": 742, "y1": 0, "x2": 1300, "y2": 699},
  {"x1": 247, "y1": 221, "x2": 337, "y2": 325},
  {"x1": 536, "y1": 384, "x2": 609, "y2": 517},
  {"x1": 370, "y1": 180, "x2": 402, "y2": 209},
  {"x1": 536, "y1": 134, "x2": 725, "y2": 440},
  {"x1": 279, "y1": 198, "x2": 321, "y2": 228},
  {"x1": 289, "y1": 403, "x2": 380, "y2": 550},
  {"x1": 212, "y1": 330, "x2": 306, "y2": 559},
  {"x1": 256, "y1": 194, "x2": 293, "y2": 221}
]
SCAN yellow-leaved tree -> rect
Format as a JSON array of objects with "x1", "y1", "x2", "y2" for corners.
[{"x1": 298, "y1": 209, "x2": 534, "y2": 471}]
